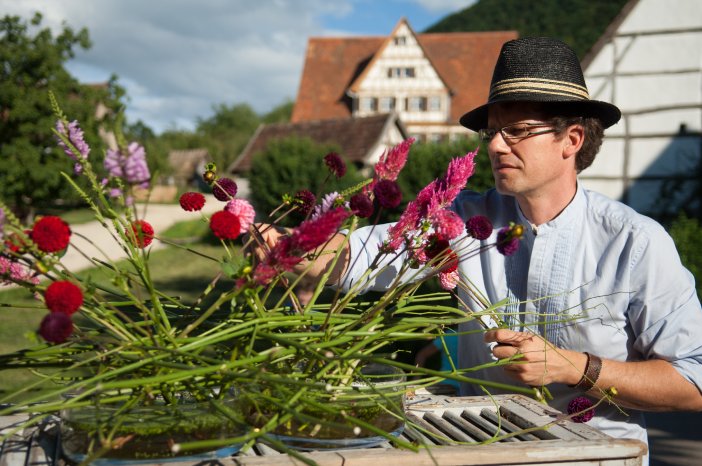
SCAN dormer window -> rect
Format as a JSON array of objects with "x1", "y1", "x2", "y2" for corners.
[
  {"x1": 393, "y1": 36, "x2": 407, "y2": 46},
  {"x1": 387, "y1": 67, "x2": 416, "y2": 78}
]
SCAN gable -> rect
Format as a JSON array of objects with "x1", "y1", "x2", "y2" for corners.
[{"x1": 291, "y1": 29, "x2": 518, "y2": 125}]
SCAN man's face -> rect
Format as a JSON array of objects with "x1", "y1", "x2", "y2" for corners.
[{"x1": 485, "y1": 103, "x2": 575, "y2": 199}]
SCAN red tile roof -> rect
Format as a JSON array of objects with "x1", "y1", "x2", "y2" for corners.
[
  {"x1": 228, "y1": 113, "x2": 407, "y2": 174},
  {"x1": 291, "y1": 30, "x2": 518, "y2": 125}
]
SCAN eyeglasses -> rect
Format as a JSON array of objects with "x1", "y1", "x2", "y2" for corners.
[{"x1": 478, "y1": 122, "x2": 558, "y2": 143}]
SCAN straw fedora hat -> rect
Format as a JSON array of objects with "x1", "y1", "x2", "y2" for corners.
[{"x1": 459, "y1": 37, "x2": 621, "y2": 131}]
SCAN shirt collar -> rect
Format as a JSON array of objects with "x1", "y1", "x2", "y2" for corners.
[{"x1": 515, "y1": 183, "x2": 585, "y2": 235}]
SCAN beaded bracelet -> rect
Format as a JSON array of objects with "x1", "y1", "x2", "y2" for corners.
[{"x1": 569, "y1": 352, "x2": 602, "y2": 392}]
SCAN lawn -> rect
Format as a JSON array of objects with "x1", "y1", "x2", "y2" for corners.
[{"x1": 0, "y1": 240, "x2": 228, "y2": 399}]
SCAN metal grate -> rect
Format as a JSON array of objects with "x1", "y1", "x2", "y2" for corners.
[{"x1": 0, "y1": 393, "x2": 646, "y2": 466}]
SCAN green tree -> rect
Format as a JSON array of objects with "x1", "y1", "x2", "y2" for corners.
[
  {"x1": 262, "y1": 100, "x2": 294, "y2": 124},
  {"x1": 248, "y1": 137, "x2": 364, "y2": 225},
  {"x1": 668, "y1": 213, "x2": 702, "y2": 299},
  {"x1": 425, "y1": 0, "x2": 628, "y2": 58},
  {"x1": 0, "y1": 12, "x2": 124, "y2": 221},
  {"x1": 196, "y1": 103, "x2": 261, "y2": 171}
]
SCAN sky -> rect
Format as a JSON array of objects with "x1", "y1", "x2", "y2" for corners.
[{"x1": 2, "y1": 0, "x2": 475, "y2": 133}]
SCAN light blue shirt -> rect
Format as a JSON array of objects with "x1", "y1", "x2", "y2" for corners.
[{"x1": 340, "y1": 185, "x2": 702, "y2": 454}]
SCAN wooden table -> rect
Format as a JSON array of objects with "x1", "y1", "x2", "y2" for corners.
[{"x1": 0, "y1": 391, "x2": 647, "y2": 466}]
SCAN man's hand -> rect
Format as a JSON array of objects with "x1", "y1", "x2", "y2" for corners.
[{"x1": 484, "y1": 329, "x2": 586, "y2": 386}]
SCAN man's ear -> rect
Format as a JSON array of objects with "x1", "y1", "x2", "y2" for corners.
[{"x1": 563, "y1": 124, "x2": 585, "y2": 160}]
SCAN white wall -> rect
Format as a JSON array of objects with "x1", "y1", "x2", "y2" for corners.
[{"x1": 582, "y1": 0, "x2": 702, "y2": 215}]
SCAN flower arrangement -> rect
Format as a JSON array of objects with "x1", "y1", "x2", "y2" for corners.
[{"x1": 0, "y1": 93, "x2": 543, "y2": 462}]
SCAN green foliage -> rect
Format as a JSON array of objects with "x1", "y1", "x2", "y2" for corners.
[
  {"x1": 0, "y1": 12, "x2": 125, "y2": 221},
  {"x1": 668, "y1": 213, "x2": 702, "y2": 298},
  {"x1": 262, "y1": 100, "x2": 294, "y2": 125},
  {"x1": 248, "y1": 137, "x2": 364, "y2": 224},
  {"x1": 425, "y1": 0, "x2": 629, "y2": 58},
  {"x1": 382, "y1": 137, "x2": 494, "y2": 222},
  {"x1": 196, "y1": 103, "x2": 259, "y2": 170}
]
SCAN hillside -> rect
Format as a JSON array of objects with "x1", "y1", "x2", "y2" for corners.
[{"x1": 425, "y1": 0, "x2": 630, "y2": 59}]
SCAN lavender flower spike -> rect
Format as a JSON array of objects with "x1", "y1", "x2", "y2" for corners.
[
  {"x1": 104, "y1": 142, "x2": 151, "y2": 188},
  {"x1": 56, "y1": 120, "x2": 90, "y2": 174}
]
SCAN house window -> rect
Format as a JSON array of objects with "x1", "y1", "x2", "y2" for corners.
[
  {"x1": 428, "y1": 96, "x2": 441, "y2": 111},
  {"x1": 387, "y1": 67, "x2": 416, "y2": 78},
  {"x1": 379, "y1": 97, "x2": 396, "y2": 112},
  {"x1": 360, "y1": 97, "x2": 378, "y2": 112},
  {"x1": 406, "y1": 96, "x2": 427, "y2": 112},
  {"x1": 393, "y1": 36, "x2": 407, "y2": 46}
]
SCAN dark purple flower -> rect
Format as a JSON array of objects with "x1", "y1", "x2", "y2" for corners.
[
  {"x1": 212, "y1": 177, "x2": 238, "y2": 201},
  {"x1": 324, "y1": 152, "x2": 346, "y2": 178},
  {"x1": 567, "y1": 396, "x2": 595, "y2": 423},
  {"x1": 466, "y1": 215, "x2": 493, "y2": 240},
  {"x1": 293, "y1": 190, "x2": 316, "y2": 215},
  {"x1": 373, "y1": 179, "x2": 402, "y2": 209},
  {"x1": 55, "y1": 120, "x2": 90, "y2": 174},
  {"x1": 496, "y1": 224, "x2": 524, "y2": 256},
  {"x1": 350, "y1": 193, "x2": 374, "y2": 218},
  {"x1": 39, "y1": 312, "x2": 73, "y2": 344}
]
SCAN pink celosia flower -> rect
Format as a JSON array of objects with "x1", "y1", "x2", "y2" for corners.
[
  {"x1": 288, "y1": 207, "x2": 349, "y2": 253},
  {"x1": 439, "y1": 270, "x2": 460, "y2": 290},
  {"x1": 367, "y1": 138, "x2": 415, "y2": 192},
  {"x1": 225, "y1": 198, "x2": 256, "y2": 235},
  {"x1": 252, "y1": 263, "x2": 278, "y2": 286},
  {"x1": 432, "y1": 210, "x2": 464, "y2": 240},
  {"x1": 0, "y1": 256, "x2": 38, "y2": 286},
  {"x1": 386, "y1": 149, "x2": 477, "y2": 251}
]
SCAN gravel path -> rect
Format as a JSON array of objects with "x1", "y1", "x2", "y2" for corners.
[{"x1": 63, "y1": 195, "x2": 222, "y2": 272}]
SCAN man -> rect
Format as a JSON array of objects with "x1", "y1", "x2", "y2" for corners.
[{"x1": 258, "y1": 37, "x2": 702, "y2": 457}]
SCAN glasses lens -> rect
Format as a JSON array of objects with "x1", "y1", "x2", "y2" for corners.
[
  {"x1": 478, "y1": 129, "x2": 496, "y2": 142},
  {"x1": 501, "y1": 124, "x2": 529, "y2": 139}
]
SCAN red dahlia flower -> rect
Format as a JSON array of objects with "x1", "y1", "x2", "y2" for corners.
[
  {"x1": 45, "y1": 280, "x2": 83, "y2": 315},
  {"x1": 179, "y1": 192, "x2": 206, "y2": 211},
  {"x1": 39, "y1": 312, "x2": 73, "y2": 344},
  {"x1": 31, "y1": 216, "x2": 71, "y2": 253},
  {"x1": 209, "y1": 210, "x2": 241, "y2": 240},
  {"x1": 127, "y1": 220, "x2": 155, "y2": 248}
]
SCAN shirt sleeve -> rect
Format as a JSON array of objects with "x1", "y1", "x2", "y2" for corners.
[
  {"x1": 628, "y1": 222, "x2": 702, "y2": 391},
  {"x1": 337, "y1": 223, "x2": 429, "y2": 294}
]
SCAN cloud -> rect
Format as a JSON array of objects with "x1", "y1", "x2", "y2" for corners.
[{"x1": 0, "y1": 0, "x2": 464, "y2": 133}]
